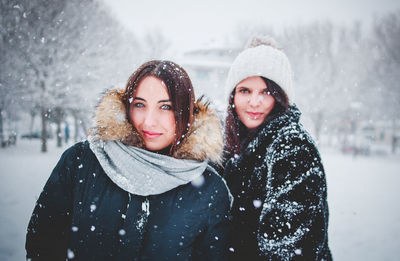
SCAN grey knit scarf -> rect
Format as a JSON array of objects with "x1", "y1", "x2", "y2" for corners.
[{"x1": 88, "y1": 137, "x2": 208, "y2": 196}]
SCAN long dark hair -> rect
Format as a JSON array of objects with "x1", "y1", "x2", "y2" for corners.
[
  {"x1": 224, "y1": 77, "x2": 289, "y2": 158},
  {"x1": 124, "y1": 60, "x2": 195, "y2": 154}
]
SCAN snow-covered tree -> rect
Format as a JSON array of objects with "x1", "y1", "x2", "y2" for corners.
[
  {"x1": 141, "y1": 29, "x2": 171, "y2": 60},
  {"x1": 0, "y1": 0, "x2": 31, "y2": 146},
  {"x1": 2, "y1": 0, "x2": 141, "y2": 151},
  {"x1": 280, "y1": 22, "x2": 343, "y2": 142},
  {"x1": 370, "y1": 10, "x2": 400, "y2": 153}
]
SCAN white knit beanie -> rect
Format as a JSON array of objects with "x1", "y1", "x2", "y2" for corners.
[{"x1": 226, "y1": 35, "x2": 294, "y2": 102}]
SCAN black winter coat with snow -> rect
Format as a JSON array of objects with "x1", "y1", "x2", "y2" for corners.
[
  {"x1": 25, "y1": 89, "x2": 232, "y2": 261},
  {"x1": 224, "y1": 105, "x2": 332, "y2": 261}
]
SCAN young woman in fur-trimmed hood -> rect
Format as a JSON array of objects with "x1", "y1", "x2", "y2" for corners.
[{"x1": 26, "y1": 60, "x2": 232, "y2": 260}]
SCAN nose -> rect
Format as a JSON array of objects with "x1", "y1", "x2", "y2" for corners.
[
  {"x1": 248, "y1": 93, "x2": 261, "y2": 107},
  {"x1": 143, "y1": 108, "x2": 158, "y2": 128}
]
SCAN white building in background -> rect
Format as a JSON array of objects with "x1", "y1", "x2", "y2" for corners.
[{"x1": 177, "y1": 47, "x2": 240, "y2": 111}]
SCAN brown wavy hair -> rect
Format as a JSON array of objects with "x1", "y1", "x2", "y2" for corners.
[
  {"x1": 224, "y1": 77, "x2": 289, "y2": 158},
  {"x1": 124, "y1": 60, "x2": 195, "y2": 154}
]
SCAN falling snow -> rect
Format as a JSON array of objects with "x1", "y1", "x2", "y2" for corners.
[
  {"x1": 253, "y1": 199, "x2": 262, "y2": 208},
  {"x1": 67, "y1": 249, "x2": 75, "y2": 259},
  {"x1": 191, "y1": 175, "x2": 205, "y2": 188},
  {"x1": 119, "y1": 229, "x2": 126, "y2": 236}
]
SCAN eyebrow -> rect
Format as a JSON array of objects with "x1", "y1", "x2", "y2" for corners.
[
  {"x1": 133, "y1": 97, "x2": 171, "y2": 103},
  {"x1": 237, "y1": 86, "x2": 269, "y2": 91}
]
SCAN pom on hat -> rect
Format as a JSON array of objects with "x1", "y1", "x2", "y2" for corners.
[{"x1": 246, "y1": 35, "x2": 281, "y2": 50}]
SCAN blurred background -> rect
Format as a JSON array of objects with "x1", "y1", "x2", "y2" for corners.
[{"x1": 0, "y1": 0, "x2": 399, "y2": 260}]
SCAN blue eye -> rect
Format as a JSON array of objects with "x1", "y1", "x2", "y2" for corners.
[
  {"x1": 133, "y1": 103, "x2": 144, "y2": 108},
  {"x1": 161, "y1": 104, "x2": 172, "y2": 110},
  {"x1": 263, "y1": 90, "x2": 271, "y2": 95}
]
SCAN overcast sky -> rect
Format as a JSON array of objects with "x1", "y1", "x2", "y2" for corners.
[{"x1": 103, "y1": 0, "x2": 400, "y2": 52}]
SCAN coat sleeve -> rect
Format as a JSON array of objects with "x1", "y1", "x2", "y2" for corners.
[
  {"x1": 193, "y1": 174, "x2": 232, "y2": 261},
  {"x1": 257, "y1": 137, "x2": 330, "y2": 260},
  {"x1": 25, "y1": 145, "x2": 79, "y2": 260}
]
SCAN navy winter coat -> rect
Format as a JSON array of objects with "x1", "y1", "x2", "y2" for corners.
[
  {"x1": 26, "y1": 89, "x2": 231, "y2": 260},
  {"x1": 224, "y1": 105, "x2": 332, "y2": 260}
]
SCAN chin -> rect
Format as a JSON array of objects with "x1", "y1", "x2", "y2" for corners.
[
  {"x1": 144, "y1": 141, "x2": 169, "y2": 152},
  {"x1": 243, "y1": 120, "x2": 263, "y2": 129},
  {"x1": 145, "y1": 145, "x2": 165, "y2": 151}
]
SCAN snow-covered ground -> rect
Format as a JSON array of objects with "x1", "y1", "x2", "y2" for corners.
[
  {"x1": 322, "y1": 148, "x2": 400, "y2": 260},
  {"x1": 0, "y1": 139, "x2": 399, "y2": 260}
]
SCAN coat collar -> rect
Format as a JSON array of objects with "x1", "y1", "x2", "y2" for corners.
[
  {"x1": 89, "y1": 89, "x2": 223, "y2": 164},
  {"x1": 242, "y1": 104, "x2": 301, "y2": 156}
]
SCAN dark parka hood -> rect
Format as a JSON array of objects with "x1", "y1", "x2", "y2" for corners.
[
  {"x1": 89, "y1": 88, "x2": 224, "y2": 164},
  {"x1": 242, "y1": 104, "x2": 301, "y2": 155}
]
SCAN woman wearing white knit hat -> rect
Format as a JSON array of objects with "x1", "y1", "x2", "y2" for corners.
[{"x1": 223, "y1": 36, "x2": 332, "y2": 260}]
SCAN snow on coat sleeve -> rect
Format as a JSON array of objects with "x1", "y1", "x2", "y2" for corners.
[
  {"x1": 192, "y1": 172, "x2": 232, "y2": 261},
  {"x1": 257, "y1": 135, "x2": 330, "y2": 260},
  {"x1": 25, "y1": 144, "x2": 79, "y2": 260}
]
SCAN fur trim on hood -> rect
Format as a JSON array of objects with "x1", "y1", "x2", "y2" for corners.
[{"x1": 89, "y1": 89, "x2": 223, "y2": 164}]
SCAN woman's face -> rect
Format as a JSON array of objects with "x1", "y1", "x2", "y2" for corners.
[
  {"x1": 233, "y1": 76, "x2": 275, "y2": 130},
  {"x1": 130, "y1": 76, "x2": 176, "y2": 151}
]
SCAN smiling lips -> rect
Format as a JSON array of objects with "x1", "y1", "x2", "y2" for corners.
[
  {"x1": 247, "y1": 112, "x2": 263, "y2": 119},
  {"x1": 143, "y1": 130, "x2": 163, "y2": 139}
]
